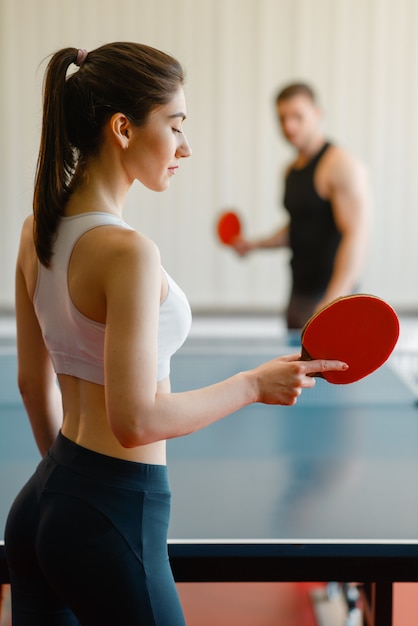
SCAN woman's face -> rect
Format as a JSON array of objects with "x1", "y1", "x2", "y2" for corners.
[{"x1": 125, "y1": 87, "x2": 192, "y2": 192}]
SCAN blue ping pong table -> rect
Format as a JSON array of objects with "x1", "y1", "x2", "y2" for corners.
[{"x1": 1, "y1": 337, "x2": 418, "y2": 626}]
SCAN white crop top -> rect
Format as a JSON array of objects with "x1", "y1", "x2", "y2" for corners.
[{"x1": 33, "y1": 212, "x2": 192, "y2": 384}]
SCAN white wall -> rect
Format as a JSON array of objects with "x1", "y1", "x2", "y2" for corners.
[{"x1": 1, "y1": 0, "x2": 418, "y2": 313}]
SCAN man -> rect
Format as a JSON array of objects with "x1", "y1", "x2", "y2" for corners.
[{"x1": 233, "y1": 83, "x2": 371, "y2": 329}]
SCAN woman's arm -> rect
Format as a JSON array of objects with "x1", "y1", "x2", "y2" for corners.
[
  {"x1": 103, "y1": 228, "x2": 347, "y2": 448},
  {"x1": 15, "y1": 219, "x2": 63, "y2": 456}
]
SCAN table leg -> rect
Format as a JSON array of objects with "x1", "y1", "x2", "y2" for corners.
[{"x1": 361, "y1": 582, "x2": 393, "y2": 626}]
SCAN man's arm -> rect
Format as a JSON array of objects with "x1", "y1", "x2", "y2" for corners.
[
  {"x1": 317, "y1": 148, "x2": 371, "y2": 309},
  {"x1": 232, "y1": 223, "x2": 290, "y2": 256}
]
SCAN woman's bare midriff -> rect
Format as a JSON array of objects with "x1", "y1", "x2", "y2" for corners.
[{"x1": 59, "y1": 374, "x2": 169, "y2": 465}]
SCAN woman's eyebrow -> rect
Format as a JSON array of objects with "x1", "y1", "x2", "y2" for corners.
[{"x1": 169, "y1": 112, "x2": 187, "y2": 121}]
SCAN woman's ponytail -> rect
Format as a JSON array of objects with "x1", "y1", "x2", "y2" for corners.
[{"x1": 33, "y1": 48, "x2": 79, "y2": 266}]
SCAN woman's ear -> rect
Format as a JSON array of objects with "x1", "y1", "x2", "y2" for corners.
[{"x1": 109, "y1": 112, "x2": 131, "y2": 150}]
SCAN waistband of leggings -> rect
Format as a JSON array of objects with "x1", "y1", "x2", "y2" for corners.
[{"x1": 48, "y1": 431, "x2": 169, "y2": 489}]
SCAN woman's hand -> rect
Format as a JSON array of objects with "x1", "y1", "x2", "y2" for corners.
[{"x1": 248, "y1": 353, "x2": 348, "y2": 406}]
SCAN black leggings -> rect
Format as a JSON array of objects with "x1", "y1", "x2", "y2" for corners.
[{"x1": 5, "y1": 432, "x2": 186, "y2": 626}]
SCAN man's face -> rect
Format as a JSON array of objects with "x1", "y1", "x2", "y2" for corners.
[{"x1": 276, "y1": 94, "x2": 321, "y2": 150}]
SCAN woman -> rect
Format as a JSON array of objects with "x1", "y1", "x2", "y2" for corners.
[{"x1": 5, "y1": 42, "x2": 347, "y2": 625}]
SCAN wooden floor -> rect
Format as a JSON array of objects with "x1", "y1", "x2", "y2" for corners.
[
  {"x1": 2, "y1": 582, "x2": 416, "y2": 625},
  {"x1": 179, "y1": 583, "x2": 418, "y2": 626},
  {"x1": 178, "y1": 582, "x2": 321, "y2": 626}
]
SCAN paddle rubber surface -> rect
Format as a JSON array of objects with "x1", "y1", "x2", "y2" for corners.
[
  {"x1": 301, "y1": 294, "x2": 400, "y2": 384},
  {"x1": 217, "y1": 211, "x2": 241, "y2": 245}
]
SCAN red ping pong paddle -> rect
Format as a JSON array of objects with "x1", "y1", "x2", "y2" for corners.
[
  {"x1": 300, "y1": 294, "x2": 400, "y2": 384},
  {"x1": 217, "y1": 211, "x2": 242, "y2": 245}
]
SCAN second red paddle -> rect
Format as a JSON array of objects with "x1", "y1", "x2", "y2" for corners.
[{"x1": 216, "y1": 211, "x2": 242, "y2": 245}]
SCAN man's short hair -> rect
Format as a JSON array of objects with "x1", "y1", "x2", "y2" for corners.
[{"x1": 275, "y1": 83, "x2": 316, "y2": 105}]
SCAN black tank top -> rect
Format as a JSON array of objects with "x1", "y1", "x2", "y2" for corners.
[{"x1": 283, "y1": 142, "x2": 341, "y2": 295}]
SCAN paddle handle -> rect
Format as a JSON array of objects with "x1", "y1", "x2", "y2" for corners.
[{"x1": 300, "y1": 345, "x2": 324, "y2": 379}]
